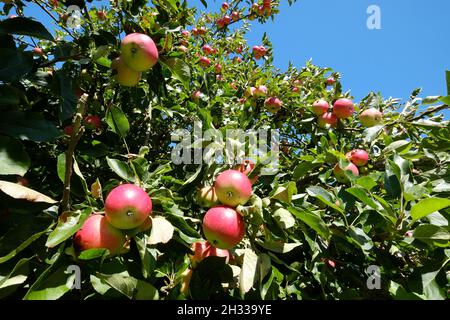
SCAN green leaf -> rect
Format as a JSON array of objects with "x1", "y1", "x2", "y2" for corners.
[
  {"x1": 239, "y1": 248, "x2": 258, "y2": 295},
  {"x1": 293, "y1": 162, "x2": 320, "y2": 180},
  {"x1": 24, "y1": 266, "x2": 74, "y2": 300},
  {"x1": 0, "y1": 17, "x2": 54, "y2": 41},
  {"x1": 147, "y1": 216, "x2": 174, "y2": 245},
  {"x1": 306, "y1": 186, "x2": 343, "y2": 213},
  {"x1": 363, "y1": 125, "x2": 384, "y2": 143},
  {"x1": 0, "y1": 111, "x2": 61, "y2": 142},
  {"x1": 411, "y1": 198, "x2": 450, "y2": 221},
  {"x1": 96, "y1": 272, "x2": 159, "y2": 300},
  {"x1": 45, "y1": 208, "x2": 92, "y2": 248},
  {"x1": 0, "y1": 49, "x2": 33, "y2": 82},
  {"x1": 270, "y1": 181, "x2": 297, "y2": 203},
  {"x1": 413, "y1": 224, "x2": 450, "y2": 242},
  {"x1": 273, "y1": 208, "x2": 295, "y2": 229},
  {"x1": 0, "y1": 135, "x2": 30, "y2": 176},
  {"x1": 106, "y1": 106, "x2": 130, "y2": 137},
  {"x1": 165, "y1": 212, "x2": 201, "y2": 238},
  {"x1": 355, "y1": 176, "x2": 377, "y2": 191},
  {"x1": 160, "y1": 57, "x2": 190, "y2": 89},
  {"x1": 289, "y1": 207, "x2": 330, "y2": 239},
  {"x1": 134, "y1": 234, "x2": 156, "y2": 279},
  {"x1": 0, "y1": 257, "x2": 32, "y2": 290},
  {"x1": 53, "y1": 71, "x2": 77, "y2": 121},
  {"x1": 106, "y1": 157, "x2": 135, "y2": 182},
  {"x1": 383, "y1": 140, "x2": 411, "y2": 155},
  {"x1": 57, "y1": 153, "x2": 66, "y2": 183},
  {"x1": 258, "y1": 240, "x2": 301, "y2": 254},
  {"x1": 346, "y1": 187, "x2": 383, "y2": 212},
  {"x1": 78, "y1": 249, "x2": 109, "y2": 260}
]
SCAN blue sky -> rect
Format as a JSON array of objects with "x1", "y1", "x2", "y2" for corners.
[{"x1": 19, "y1": 0, "x2": 450, "y2": 115}]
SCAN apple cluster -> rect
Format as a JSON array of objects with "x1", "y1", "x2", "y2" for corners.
[
  {"x1": 333, "y1": 149, "x2": 370, "y2": 183},
  {"x1": 243, "y1": 85, "x2": 283, "y2": 114},
  {"x1": 111, "y1": 33, "x2": 159, "y2": 87},
  {"x1": 73, "y1": 184, "x2": 153, "y2": 256}
]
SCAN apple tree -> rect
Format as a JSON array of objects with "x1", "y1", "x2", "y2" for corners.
[{"x1": 0, "y1": 0, "x2": 449, "y2": 300}]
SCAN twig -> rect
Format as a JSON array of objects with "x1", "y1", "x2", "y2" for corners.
[
  {"x1": 32, "y1": 0, "x2": 76, "y2": 39},
  {"x1": 60, "y1": 93, "x2": 89, "y2": 212},
  {"x1": 411, "y1": 104, "x2": 449, "y2": 121},
  {"x1": 39, "y1": 53, "x2": 83, "y2": 68}
]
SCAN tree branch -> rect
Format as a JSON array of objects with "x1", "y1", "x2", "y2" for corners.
[{"x1": 411, "y1": 104, "x2": 449, "y2": 121}]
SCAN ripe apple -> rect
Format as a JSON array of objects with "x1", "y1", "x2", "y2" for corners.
[
  {"x1": 197, "y1": 186, "x2": 219, "y2": 208},
  {"x1": 252, "y1": 46, "x2": 267, "y2": 60},
  {"x1": 346, "y1": 149, "x2": 369, "y2": 167},
  {"x1": 63, "y1": 125, "x2": 73, "y2": 136},
  {"x1": 326, "y1": 77, "x2": 336, "y2": 86},
  {"x1": 199, "y1": 56, "x2": 211, "y2": 68},
  {"x1": 202, "y1": 44, "x2": 214, "y2": 55},
  {"x1": 318, "y1": 112, "x2": 338, "y2": 127},
  {"x1": 181, "y1": 30, "x2": 190, "y2": 38},
  {"x1": 359, "y1": 108, "x2": 383, "y2": 127},
  {"x1": 198, "y1": 27, "x2": 207, "y2": 35},
  {"x1": 120, "y1": 33, "x2": 159, "y2": 72},
  {"x1": 33, "y1": 47, "x2": 44, "y2": 56},
  {"x1": 292, "y1": 87, "x2": 299, "y2": 93},
  {"x1": 104, "y1": 184, "x2": 153, "y2": 229},
  {"x1": 83, "y1": 115, "x2": 102, "y2": 131},
  {"x1": 178, "y1": 45, "x2": 188, "y2": 53},
  {"x1": 214, "y1": 63, "x2": 222, "y2": 74},
  {"x1": 97, "y1": 10, "x2": 107, "y2": 20},
  {"x1": 333, "y1": 98, "x2": 354, "y2": 119},
  {"x1": 265, "y1": 96, "x2": 282, "y2": 113},
  {"x1": 312, "y1": 99, "x2": 329, "y2": 116},
  {"x1": 254, "y1": 85, "x2": 268, "y2": 97},
  {"x1": 111, "y1": 57, "x2": 141, "y2": 87},
  {"x1": 202, "y1": 206, "x2": 245, "y2": 249},
  {"x1": 221, "y1": 2, "x2": 229, "y2": 11},
  {"x1": 190, "y1": 240, "x2": 230, "y2": 267},
  {"x1": 214, "y1": 169, "x2": 252, "y2": 207},
  {"x1": 73, "y1": 214, "x2": 127, "y2": 256},
  {"x1": 191, "y1": 90, "x2": 202, "y2": 102},
  {"x1": 234, "y1": 160, "x2": 258, "y2": 184},
  {"x1": 231, "y1": 11, "x2": 239, "y2": 21},
  {"x1": 222, "y1": 15, "x2": 231, "y2": 26},
  {"x1": 233, "y1": 56, "x2": 242, "y2": 64},
  {"x1": 333, "y1": 163, "x2": 359, "y2": 183}
]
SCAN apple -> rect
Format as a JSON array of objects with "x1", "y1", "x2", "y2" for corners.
[
  {"x1": 104, "y1": 184, "x2": 153, "y2": 229},
  {"x1": 312, "y1": 99, "x2": 329, "y2": 116},
  {"x1": 318, "y1": 112, "x2": 338, "y2": 127},
  {"x1": 234, "y1": 160, "x2": 258, "y2": 184},
  {"x1": 252, "y1": 46, "x2": 267, "y2": 60},
  {"x1": 63, "y1": 125, "x2": 73, "y2": 136},
  {"x1": 292, "y1": 87, "x2": 299, "y2": 93},
  {"x1": 333, "y1": 98, "x2": 354, "y2": 119},
  {"x1": 49, "y1": 0, "x2": 58, "y2": 7},
  {"x1": 359, "y1": 108, "x2": 383, "y2": 127},
  {"x1": 233, "y1": 56, "x2": 242, "y2": 64},
  {"x1": 265, "y1": 96, "x2": 283, "y2": 113},
  {"x1": 197, "y1": 186, "x2": 219, "y2": 208},
  {"x1": 83, "y1": 115, "x2": 102, "y2": 131},
  {"x1": 326, "y1": 77, "x2": 336, "y2": 86},
  {"x1": 214, "y1": 63, "x2": 222, "y2": 74},
  {"x1": 178, "y1": 45, "x2": 188, "y2": 53},
  {"x1": 202, "y1": 206, "x2": 245, "y2": 249},
  {"x1": 214, "y1": 169, "x2": 252, "y2": 207},
  {"x1": 255, "y1": 85, "x2": 268, "y2": 97},
  {"x1": 33, "y1": 47, "x2": 44, "y2": 56},
  {"x1": 111, "y1": 57, "x2": 141, "y2": 87},
  {"x1": 120, "y1": 33, "x2": 159, "y2": 72},
  {"x1": 198, "y1": 27, "x2": 207, "y2": 35},
  {"x1": 202, "y1": 44, "x2": 214, "y2": 55},
  {"x1": 235, "y1": 44, "x2": 243, "y2": 53},
  {"x1": 231, "y1": 11, "x2": 239, "y2": 21},
  {"x1": 190, "y1": 240, "x2": 230, "y2": 267},
  {"x1": 73, "y1": 214, "x2": 127, "y2": 256},
  {"x1": 199, "y1": 56, "x2": 211, "y2": 68},
  {"x1": 17, "y1": 176, "x2": 29, "y2": 187},
  {"x1": 346, "y1": 149, "x2": 369, "y2": 167},
  {"x1": 221, "y1": 2, "x2": 229, "y2": 11},
  {"x1": 191, "y1": 90, "x2": 202, "y2": 103},
  {"x1": 333, "y1": 163, "x2": 359, "y2": 183},
  {"x1": 222, "y1": 15, "x2": 231, "y2": 26},
  {"x1": 181, "y1": 30, "x2": 190, "y2": 38},
  {"x1": 97, "y1": 10, "x2": 107, "y2": 20}
]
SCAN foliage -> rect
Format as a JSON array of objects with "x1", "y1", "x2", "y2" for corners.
[{"x1": 0, "y1": 0, "x2": 449, "y2": 300}]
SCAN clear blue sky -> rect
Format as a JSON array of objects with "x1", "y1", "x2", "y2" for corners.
[{"x1": 21, "y1": 0, "x2": 449, "y2": 114}]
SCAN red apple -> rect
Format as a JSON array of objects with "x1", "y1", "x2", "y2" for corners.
[
  {"x1": 346, "y1": 149, "x2": 369, "y2": 167},
  {"x1": 63, "y1": 125, "x2": 73, "y2": 136},
  {"x1": 233, "y1": 160, "x2": 258, "y2": 184},
  {"x1": 104, "y1": 184, "x2": 153, "y2": 229},
  {"x1": 265, "y1": 96, "x2": 283, "y2": 113},
  {"x1": 326, "y1": 77, "x2": 336, "y2": 86},
  {"x1": 83, "y1": 115, "x2": 102, "y2": 131},
  {"x1": 33, "y1": 47, "x2": 44, "y2": 56},
  {"x1": 199, "y1": 56, "x2": 211, "y2": 68},
  {"x1": 73, "y1": 214, "x2": 127, "y2": 256},
  {"x1": 359, "y1": 108, "x2": 383, "y2": 127},
  {"x1": 120, "y1": 33, "x2": 159, "y2": 72},
  {"x1": 214, "y1": 63, "x2": 222, "y2": 74},
  {"x1": 111, "y1": 57, "x2": 141, "y2": 87},
  {"x1": 312, "y1": 99, "x2": 329, "y2": 116},
  {"x1": 292, "y1": 87, "x2": 299, "y2": 93},
  {"x1": 97, "y1": 10, "x2": 107, "y2": 20},
  {"x1": 198, "y1": 27, "x2": 207, "y2": 35},
  {"x1": 181, "y1": 30, "x2": 190, "y2": 38},
  {"x1": 231, "y1": 11, "x2": 239, "y2": 21},
  {"x1": 191, "y1": 90, "x2": 202, "y2": 102},
  {"x1": 190, "y1": 240, "x2": 230, "y2": 267},
  {"x1": 214, "y1": 169, "x2": 252, "y2": 207},
  {"x1": 221, "y1": 2, "x2": 229, "y2": 11},
  {"x1": 197, "y1": 186, "x2": 219, "y2": 208},
  {"x1": 202, "y1": 206, "x2": 245, "y2": 249},
  {"x1": 254, "y1": 85, "x2": 268, "y2": 97},
  {"x1": 202, "y1": 44, "x2": 214, "y2": 55},
  {"x1": 333, "y1": 163, "x2": 359, "y2": 183},
  {"x1": 333, "y1": 98, "x2": 354, "y2": 119},
  {"x1": 233, "y1": 56, "x2": 242, "y2": 64},
  {"x1": 318, "y1": 112, "x2": 338, "y2": 127},
  {"x1": 222, "y1": 15, "x2": 231, "y2": 26}
]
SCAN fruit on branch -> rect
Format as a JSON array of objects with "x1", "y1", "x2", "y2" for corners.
[
  {"x1": 254, "y1": 85, "x2": 268, "y2": 97},
  {"x1": 231, "y1": 11, "x2": 239, "y2": 21},
  {"x1": 222, "y1": 15, "x2": 231, "y2": 25},
  {"x1": 359, "y1": 108, "x2": 383, "y2": 127},
  {"x1": 326, "y1": 77, "x2": 336, "y2": 86},
  {"x1": 333, "y1": 98, "x2": 354, "y2": 119},
  {"x1": 181, "y1": 30, "x2": 190, "y2": 38},
  {"x1": 312, "y1": 99, "x2": 329, "y2": 116},
  {"x1": 63, "y1": 125, "x2": 73, "y2": 136},
  {"x1": 234, "y1": 160, "x2": 258, "y2": 184},
  {"x1": 120, "y1": 33, "x2": 158, "y2": 72},
  {"x1": 264, "y1": 96, "x2": 283, "y2": 114},
  {"x1": 178, "y1": 45, "x2": 188, "y2": 53},
  {"x1": 233, "y1": 56, "x2": 242, "y2": 64},
  {"x1": 214, "y1": 170, "x2": 252, "y2": 207},
  {"x1": 104, "y1": 184, "x2": 153, "y2": 230},
  {"x1": 199, "y1": 56, "x2": 211, "y2": 68},
  {"x1": 202, "y1": 44, "x2": 215, "y2": 55},
  {"x1": 33, "y1": 47, "x2": 44, "y2": 56},
  {"x1": 190, "y1": 240, "x2": 230, "y2": 267},
  {"x1": 202, "y1": 206, "x2": 245, "y2": 249},
  {"x1": 197, "y1": 186, "x2": 219, "y2": 208},
  {"x1": 346, "y1": 149, "x2": 369, "y2": 167},
  {"x1": 252, "y1": 45, "x2": 267, "y2": 60},
  {"x1": 191, "y1": 90, "x2": 202, "y2": 102},
  {"x1": 214, "y1": 63, "x2": 222, "y2": 74},
  {"x1": 83, "y1": 115, "x2": 102, "y2": 131},
  {"x1": 333, "y1": 163, "x2": 359, "y2": 183},
  {"x1": 221, "y1": 2, "x2": 229, "y2": 11},
  {"x1": 97, "y1": 10, "x2": 107, "y2": 20},
  {"x1": 111, "y1": 57, "x2": 141, "y2": 87},
  {"x1": 318, "y1": 112, "x2": 338, "y2": 127},
  {"x1": 73, "y1": 214, "x2": 127, "y2": 256}
]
